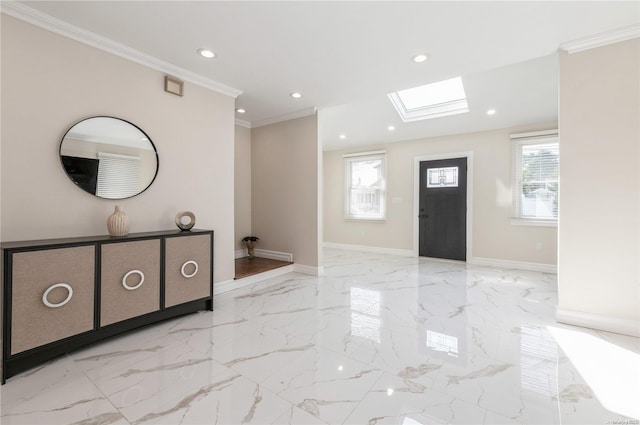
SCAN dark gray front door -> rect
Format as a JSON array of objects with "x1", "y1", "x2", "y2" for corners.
[{"x1": 419, "y1": 157, "x2": 467, "y2": 260}]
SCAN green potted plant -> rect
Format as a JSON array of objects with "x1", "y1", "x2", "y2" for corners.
[{"x1": 242, "y1": 236, "x2": 260, "y2": 258}]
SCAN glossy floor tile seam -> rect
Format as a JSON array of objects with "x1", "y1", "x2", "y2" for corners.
[{"x1": 79, "y1": 360, "x2": 131, "y2": 425}]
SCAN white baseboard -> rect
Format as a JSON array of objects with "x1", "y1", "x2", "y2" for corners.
[
  {"x1": 323, "y1": 242, "x2": 413, "y2": 257},
  {"x1": 214, "y1": 264, "x2": 294, "y2": 295},
  {"x1": 235, "y1": 248, "x2": 293, "y2": 262},
  {"x1": 214, "y1": 279, "x2": 237, "y2": 295},
  {"x1": 323, "y1": 243, "x2": 555, "y2": 274},
  {"x1": 293, "y1": 264, "x2": 324, "y2": 276},
  {"x1": 556, "y1": 307, "x2": 640, "y2": 338},
  {"x1": 468, "y1": 257, "x2": 557, "y2": 274}
]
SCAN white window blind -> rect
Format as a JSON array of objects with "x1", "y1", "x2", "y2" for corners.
[
  {"x1": 96, "y1": 152, "x2": 140, "y2": 199},
  {"x1": 344, "y1": 151, "x2": 386, "y2": 220},
  {"x1": 511, "y1": 131, "x2": 559, "y2": 224}
]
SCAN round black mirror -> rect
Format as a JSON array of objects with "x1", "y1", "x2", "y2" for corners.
[{"x1": 59, "y1": 116, "x2": 159, "y2": 199}]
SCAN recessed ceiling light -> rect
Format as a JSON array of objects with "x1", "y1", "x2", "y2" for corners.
[
  {"x1": 236, "y1": 108, "x2": 246, "y2": 114},
  {"x1": 290, "y1": 92, "x2": 303, "y2": 99},
  {"x1": 339, "y1": 134, "x2": 346, "y2": 140},
  {"x1": 197, "y1": 48, "x2": 215, "y2": 59},
  {"x1": 487, "y1": 109, "x2": 497, "y2": 115},
  {"x1": 411, "y1": 54, "x2": 429, "y2": 63},
  {"x1": 387, "y1": 125, "x2": 395, "y2": 131}
]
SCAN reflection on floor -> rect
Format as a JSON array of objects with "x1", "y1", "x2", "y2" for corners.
[
  {"x1": 1, "y1": 248, "x2": 638, "y2": 424},
  {"x1": 235, "y1": 256, "x2": 293, "y2": 279}
]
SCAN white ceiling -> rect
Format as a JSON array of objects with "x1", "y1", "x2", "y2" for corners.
[{"x1": 11, "y1": 1, "x2": 640, "y2": 150}]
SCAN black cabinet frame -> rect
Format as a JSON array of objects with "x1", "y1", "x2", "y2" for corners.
[{"x1": 1, "y1": 229, "x2": 214, "y2": 384}]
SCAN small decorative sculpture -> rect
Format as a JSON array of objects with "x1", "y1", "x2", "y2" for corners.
[
  {"x1": 107, "y1": 205, "x2": 130, "y2": 237},
  {"x1": 242, "y1": 236, "x2": 260, "y2": 258},
  {"x1": 175, "y1": 211, "x2": 196, "y2": 231}
]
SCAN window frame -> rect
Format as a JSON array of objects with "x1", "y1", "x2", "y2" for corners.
[
  {"x1": 344, "y1": 150, "x2": 387, "y2": 221},
  {"x1": 511, "y1": 131, "x2": 559, "y2": 227}
]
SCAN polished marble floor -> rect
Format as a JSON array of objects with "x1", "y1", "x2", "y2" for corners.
[{"x1": 1, "y1": 249, "x2": 639, "y2": 424}]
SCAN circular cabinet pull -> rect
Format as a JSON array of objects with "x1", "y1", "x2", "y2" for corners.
[
  {"x1": 42, "y1": 283, "x2": 73, "y2": 308},
  {"x1": 122, "y1": 269, "x2": 145, "y2": 291},
  {"x1": 181, "y1": 260, "x2": 198, "y2": 279}
]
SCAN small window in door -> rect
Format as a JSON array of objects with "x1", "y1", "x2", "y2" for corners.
[{"x1": 426, "y1": 166, "x2": 458, "y2": 188}]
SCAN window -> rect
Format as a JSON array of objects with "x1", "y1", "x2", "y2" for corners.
[
  {"x1": 388, "y1": 77, "x2": 469, "y2": 122},
  {"x1": 426, "y1": 166, "x2": 459, "y2": 188},
  {"x1": 344, "y1": 151, "x2": 386, "y2": 220},
  {"x1": 511, "y1": 131, "x2": 559, "y2": 225}
]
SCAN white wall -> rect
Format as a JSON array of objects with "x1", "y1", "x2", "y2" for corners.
[
  {"x1": 251, "y1": 115, "x2": 320, "y2": 270},
  {"x1": 1, "y1": 15, "x2": 236, "y2": 283},
  {"x1": 557, "y1": 38, "x2": 640, "y2": 336},
  {"x1": 234, "y1": 125, "x2": 252, "y2": 252},
  {"x1": 324, "y1": 124, "x2": 558, "y2": 267}
]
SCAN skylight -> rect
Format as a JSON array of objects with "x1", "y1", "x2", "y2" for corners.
[{"x1": 388, "y1": 76, "x2": 469, "y2": 122}]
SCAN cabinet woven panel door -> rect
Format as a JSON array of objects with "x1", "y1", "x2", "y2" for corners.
[
  {"x1": 164, "y1": 234, "x2": 211, "y2": 308},
  {"x1": 11, "y1": 246, "x2": 95, "y2": 354},
  {"x1": 100, "y1": 239, "x2": 161, "y2": 326}
]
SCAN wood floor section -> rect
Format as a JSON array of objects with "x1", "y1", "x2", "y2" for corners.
[{"x1": 235, "y1": 257, "x2": 293, "y2": 280}]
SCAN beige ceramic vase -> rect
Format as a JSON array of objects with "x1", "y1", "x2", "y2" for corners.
[{"x1": 107, "y1": 205, "x2": 130, "y2": 237}]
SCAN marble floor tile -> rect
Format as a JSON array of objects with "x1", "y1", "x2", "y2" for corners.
[
  {"x1": 0, "y1": 356, "x2": 127, "y2": 425},
  {"x1": 262, "y1": 346, "x2": 383, "y2": 424},
  {"x1": 1, "y1": 248, "x2": 638, "y2": 425},
  {"x1": 271, "y1": 405, "x2": 329, "y2": 425},
  {"x1": 122, "y1": 372, "x2": 290, "y2": 425},
  {"x1": 344, "y1": 372, "x2": 485, "y2": 425},
  {"x1": 430, "y1": 350, "x2": 560, "y2": 423}
]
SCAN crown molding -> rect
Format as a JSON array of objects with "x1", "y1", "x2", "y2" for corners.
[
  {"x1": 1, "y1": 1, "x2": 242, "y2": 98},
  {"x1": 560, "y1": 23, "x2": 640, "y2": 54},
  {"x1": 235, "y1": 119, "x2": 252, "y2": 129},
  {"x1": 251, "y1": 107, "x2": 317, "y2": 128}
]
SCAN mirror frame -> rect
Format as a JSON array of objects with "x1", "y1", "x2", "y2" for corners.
[{"x1": 59, "y1": 116, "x2": 159, "y2": 200}]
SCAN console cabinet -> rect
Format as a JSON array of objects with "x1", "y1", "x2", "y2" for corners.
[{"x1": 1, "y1": 229, "x2": 213, "y2": 383}]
